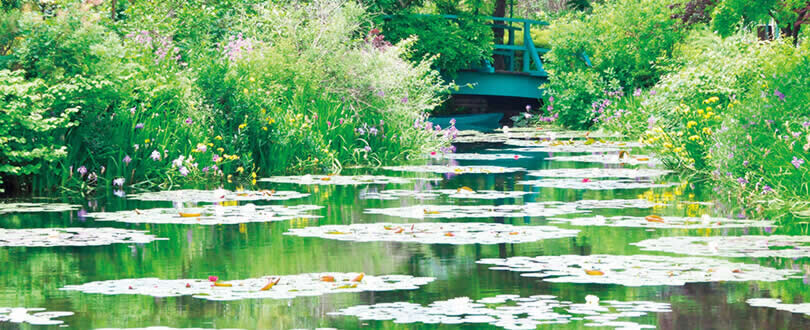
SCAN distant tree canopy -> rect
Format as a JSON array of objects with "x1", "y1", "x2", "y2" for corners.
[{"x1": 710, "y1": 0, "x2": 809, "y2": 43}]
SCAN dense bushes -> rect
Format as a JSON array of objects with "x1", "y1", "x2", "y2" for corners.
[
  {"x1": 0, "y1": 1, "x2": 452, "y2": 194},
  {"x1": 543, "y1": 0, "x2": 687, "y2": 128}
]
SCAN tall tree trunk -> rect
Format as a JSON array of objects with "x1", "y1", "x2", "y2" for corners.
[
  {"x1": 492, "y1": 0, "x2": 506, "y2": 70},
  {"x1": 111, "y1": 0, "x2": 117, "y2": 20}
]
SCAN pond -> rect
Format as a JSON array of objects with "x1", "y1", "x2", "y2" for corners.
[{"x1": 2, "y1": 130, "x2": 810, "y2": 329}]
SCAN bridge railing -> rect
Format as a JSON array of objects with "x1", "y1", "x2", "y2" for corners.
[{"x1": 382, "y1": 15, "x2": 550, "y2": 77}]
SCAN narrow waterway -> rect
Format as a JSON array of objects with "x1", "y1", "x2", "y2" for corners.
[{"x1": 2, "y1": 129, "x2": 809, "y2": 329}]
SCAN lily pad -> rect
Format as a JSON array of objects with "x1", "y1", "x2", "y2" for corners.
[
  {"x1": 633, "y1": 235, "x2": 810, "y2": 258},
  {"x1": 330, "y1": 294, "x2": 670, "y2": 330},
  {"x1": 518, "y1": 178, "x2": 678, "y2": 190},
  {"x1": 0, "y1": 307, "x2": 73, "y2": 325},
  {"x1": 128, "y1": 189, "x2": 309, "y2": 203},
  {"x1": 549, "y1": 215, "x2": 775, "y2": 229},
  {"x1": 747, "y1": 298, "x2": 810, "y2": 316},
  {"x1": 0, "y1": 228, "x2": 165, "y2": 247},
  {"x1": 0, "y1": 202, "x2": 79, "y2": 214},
  {"x1": 258, "y1": 175, "x2": 428, "y2": 185},
  {"x1": 85, "y1": 204, "x2": 322, "y2": 225},
  {"x1": 477, "y1": 255, "x2": 798, "y2": 286},
  {"x1": 383, "y1": 165, "x2": 526, "y2": 175},
  {"x1": 60, "y1": 273, "x2": 434, "y2": 301},
  {"x1": 545, "y1": 154, "x2": 661, "y2": 166},
  {"x1": 527, "y1": 168, "x2": 672, "y2": 179},
  {"x1": 285, "y1": 222, "x2": 579, "y2": 245},
  {"x1": 428, "y1": 153, "x2": 530, "y2": 161},
  {"x1": 364, "y1": 199, "x2": 656, "y2": 219},
  {"x1": 359, "y1": 189, "x2": 531, "y2": 201}
]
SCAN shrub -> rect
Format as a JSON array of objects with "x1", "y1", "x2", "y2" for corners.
[
  {"x1": 0, "y1": 70, "x2": 76, "y2": 193},
  {"x1": 381, "y1": 13, "x2": 493, "y2": 75},
  {"x1": 544, "y1": 0, "x2": 687, "y2": 129}
]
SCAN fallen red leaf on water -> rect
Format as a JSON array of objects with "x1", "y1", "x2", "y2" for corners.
[
  {"x1": 444, "y1": 232, "x2": 454, "y2": 237},
  {"x1": 321, "y1": 275, "x2": 336, "y2": 282},
  {"x1": 352, "y1": 273, "x2": 364, "y2": 282},
  {"x1": 394, "y1": 227, "x2": 404, "y2": 234},
  {"x1": 585, "y1": 269, "x2": 605, "y2": 276}
]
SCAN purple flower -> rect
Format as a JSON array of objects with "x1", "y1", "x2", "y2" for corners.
[
  {"x1": 364, "y1": 145, "x2": 372, "y2": 152},
  {"x1": 179, "y1": 166, "x2": 190, "y2": 177},
  {"x1": 196, "y1": 144, "x2": 207, "y2": 152},
  {"x1": 202, "y1": 166, "x2": 210, "y2": 173},
  {"x1": 376, "y1": 90, "x2": 385, "y2": 97},
  {"x1": 150, "y1": 150, "x2": 161, "y2": 161},
  {"x1": 77, "y1": 166, "x2": 87, "y2": 176},
  {"x1": 449, "y1": 118, "x2": 456, "y2": 126},
  {"x1": 212, "y1": 154, "x2": 221, "y2": 162},
  {"x1": 129, "y1": 107, "x2": 136, "y2": 114},
  {"x1": 792, "y1": 156, "x2": 804, "y2": 169},
  {"x1": 77, "y1": 209, "x2": 87, "y2": 219},
  {"x1": 184, "y1": 118, "x2": 193, "y2": 125},
  {"x1": 113, "y1": 190, "x2": 125, "y2": 198},
  {"x1": 633, "y1": 88, "x2": 642, "y2": 97},
  {"x1": 548, "y1": 96, "x2": 554, "y2": 103},
  {"x1": 369, "y1": 127, "x2": 378, "y2": 135},
  {"x1": 737, "y1": 177, "x2": 749, "y2": 185},
  {"x1": 803, "y1": 121, "x2": 810, "y2": 128},
  {"x1": 401, "y1": 97, "x2": 408, "y2": 104},
  {"x1": 123, "y1": 155, "x2": 132, "y2": 165},
  {"x1": 793, "y1": 132, "x2": 802, "y2": 138},
  {"x1": 774, "y1": 89, "x2": 786, "y2": 101},
  {"x1": 762, "y1": 185, "x2": 773, "y2": 194},
  {"x1": 112, "y1": 177, "x2": 125, "y2": 187},
  {"x1": 742, "y1": 160, "x2": 749, "y2": 166},
  {"x1": 764, "y1": 226, "x2": 774, "y2": 234},
  {"x1": 135, "y1": 123, "x2": 145, "y2": 129},
  {"x1": 525, "y1": 105, "x2": 532, "y2": 111},
  {"x1": 649, "y1": 89, "x2": 657, "y2": 96},
  {"x1": 357, "y1": 127, "x2": 366, "y2": 135}
]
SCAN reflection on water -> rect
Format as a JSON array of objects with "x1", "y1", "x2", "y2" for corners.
[{"x1": 2, "y1": 141, "x2": 810, "y2": 329}]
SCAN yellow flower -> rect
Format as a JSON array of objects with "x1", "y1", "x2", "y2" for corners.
[
  {"x1": 207, "y1": 143, "x2": 214, "y2": 147},
  {"x1": 217, "y1": 147, "x2": 224, "y2": 153},
  {"x1": 673, "y1": 147, "x2": 683, "y2": 152},
  {"x1": 144, "y1": 139, "x2": 151, "y2": 144},
  {"x1": 227, "y1": 174, "x2": 233, "y2": 183},
  {"x1": 249, "y1": 77, "x2": 255, "y2": 83},
  {"x1": 242, "y1": 88, "x2": 249, "y2": 94},
  {"x1": 236, "y1": 166, "x2": 244, "y2": 173},
  {"x1": 262, "y1": 126, "x2": 268, "y2": 131},
  {"x1": 251, "y1": 172, "x2": 257, "y2": 179},
  {"x1": 702, "y1": 127, "x2": 712, "y2": 135},
  {"x1": 238, "y1": 123, "x2": 247, "y2": 130},
  {"x1": 268, "y1": 118, "x2": 275, "y2": 124},
  {"x1": 215, "y1": 135, "x2": 223, "y2": 140},
  {"x1": 688, "y1": 135, "x2": 700, "y2": 141},
  {"x1": 686, "y1": 121, "x2": 697, "y2": 129},
  {"x1": 251, "y1": 178, "x2": 257, "y2": 185},
  {"x1": 663, "y1": 142, "x2": 673, "y2": 149}
]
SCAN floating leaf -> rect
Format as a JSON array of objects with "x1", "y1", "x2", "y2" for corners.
[
  {"x1": 548, "y1": 215, "x2": 775, "y2": 229},
  {"x1": 527, "y1": 168, "x2": 671, "y2": 179},
  {"x1": 330, "y1": 294, "x2": 670, "y2": 329},
  {"x1": 60, "y1": 273, "x2": 434, "y2": 301},
  {"x1": 359, "y1": 189, "x2": 530, "y2": 201},
  {"x1": 128, "y1": 189, "x2": 309, "y2": 203},
  {"x1": 0, "y1": 228, "x2": 165, "y2": 247},
  {"x1": 632, "y1": 236, "x2": 810, "y2": 258},
  {"x1": 545, "y1": 154, "x2": 660, "y2": 166},
  {"x1": 382, "y1": 165, "x2": 525, "y2": 175},
  {"x1": 0, "y1": 307, "x2": 74, "y2": 326},
  {"x1": 477, "y1": 255, "x2": 797, "y2": 286},
  {"x1": 747, "y1": 298, "x2": 810, "y2": 316},
  {"x1": 85, "y1": 204, "x2": 322, "y2": 225},
  {"x1": 259, "y1": 175, "x2": 433, "y2": 186},
  {"x1": 0, "y1": 202, "x2": 79, "y2": 215},
  {"x1": 518, "y1": 178, "x2": 678, "y2": 190},
  {"x1": 365, "y1": 199, "x2": 656, "y2": 219}
]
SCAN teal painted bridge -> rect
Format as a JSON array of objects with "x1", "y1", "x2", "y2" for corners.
[{"x1": 452, "y1": 16, "x2": 550, "y2": 99}]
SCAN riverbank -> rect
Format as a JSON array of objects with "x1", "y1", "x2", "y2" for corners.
[{"x1": 0, "y1": 1, "x2": 453, "y2": 195}]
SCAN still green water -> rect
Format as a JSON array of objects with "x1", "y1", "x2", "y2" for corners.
[{"x1": 2, "y1": 140, "x2": 810, "y2": 329}]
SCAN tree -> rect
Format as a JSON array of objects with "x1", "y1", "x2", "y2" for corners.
[{"x1": 712, "y1": 0, "x2": 810, "y2": 45}]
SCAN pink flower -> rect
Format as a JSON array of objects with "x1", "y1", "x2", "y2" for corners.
[
  {"x1": 513, "y1": 155, "x2": 519, "y2": 160},
  {"x1": 430, "y1": 151, "x2": 437, "y2": 156},
  {"x1": 184, "y1": 118, "x2": 193, "y2": 125},
  {"x1": 581, "y1": 178, "x2": 591, "y2": 183},
  {"x1": 208, "y1": 276, "x2": 218, "y2": 282},
  {"x1": 327, "y1": 121, "x2": 332, "y2": 127},
  {"x1": 791, "y1": 156, "x2": 804, "y2": 169}
]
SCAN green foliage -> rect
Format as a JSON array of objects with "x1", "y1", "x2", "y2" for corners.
[
  {"x1": 0, "y1": 0, "x2": 451, "y2": 194},
  {"x1": 0, "y1": 70, "x2": 76, "y2": 192},
  {"x1": 544, "y1": 0, "x2": 686, "y2": 129},
  {"x1": 382, "y1": 13, "x2": 494, "y2": 75},
  {"x1": 710, "y1": 40, "x2": 810, "y2": 217}
]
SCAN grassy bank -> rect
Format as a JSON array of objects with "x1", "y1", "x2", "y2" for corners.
[{"x1": 0, "y1": 0, "x2": 455, "y2": 195}]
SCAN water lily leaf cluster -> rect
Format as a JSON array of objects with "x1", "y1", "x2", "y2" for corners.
[{"x1": 285, "y1": 222, "x2": 579, "y2": 245}]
